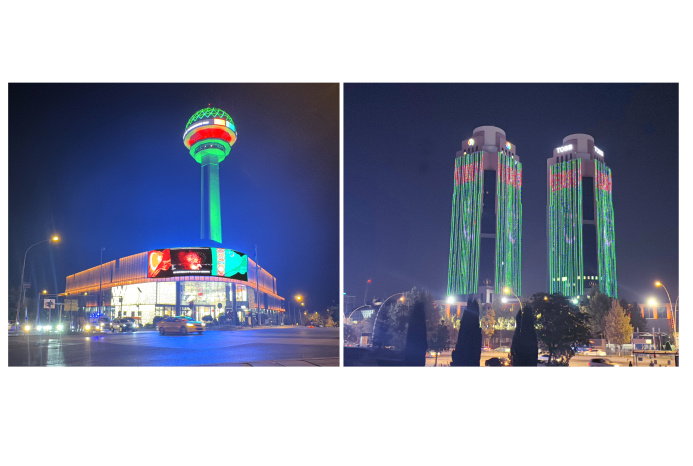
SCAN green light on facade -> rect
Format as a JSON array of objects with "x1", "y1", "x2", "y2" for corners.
[
  {"x1": 495, "y1": 153, "x2": 522, "y2": 295},
  {"x1": 548, "y1": 159, "x2": 583, "y2": 296},
  {"x1": 595, "y1": 160, "x2": 617, "y2": 298},
  {"x1": 448, "y1": 152, "x2": 484, "y2": 295}
]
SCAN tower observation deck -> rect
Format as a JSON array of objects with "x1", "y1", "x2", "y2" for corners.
[{"x1": 183, "y1": 107, "x2": 238, "y2": 243}]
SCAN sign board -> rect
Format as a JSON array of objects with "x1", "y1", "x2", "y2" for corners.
[{"x1": 44, "y1": 298, "x2": 56, "y2": 309}]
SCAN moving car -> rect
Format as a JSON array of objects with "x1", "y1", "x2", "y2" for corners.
[
  {"x1": 494, "y1": 346, "x2": 511, "y2": 353},
  {"x1": 158, "y1": 316, "x2": 204, "y2": 335},
  {"x1": 111, "y1": 317, "x2": 138, "y2": 332},
  {"x1": 584, "y1": 348, "x2": 607, "y2": 357},
  {"x1": 588, "y1": 358, "x2": 619, "y2": 367}
]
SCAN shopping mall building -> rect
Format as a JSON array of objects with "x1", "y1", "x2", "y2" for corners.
[{"x1": 61, "y1": 246, "x2": 284, "y2": 326}]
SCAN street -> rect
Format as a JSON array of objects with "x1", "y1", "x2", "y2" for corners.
[
  {"x1": 425, "y1": 350, "x2": 634, "y2": 367},
  {"x1": 8, "y1": 326, "x2": 339, "y2": 367}
]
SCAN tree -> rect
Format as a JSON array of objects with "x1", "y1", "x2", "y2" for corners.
[
  {"x1": 377, "y1": 287, "x2": 441, "y2": 350},
  {"x1": 480, "y1": 307, "x2": 496, "y2": 347},
  {"x1": 623, "y1": 300, "x2": 648, "y2": 333},
  {"x1": 586, "y1": 291, "x2": 611, "y2": 338},
  {"x1": 344, "y1": 316, "x2": 374, "y2": 345},
  {"x1": 605, "y1": 300, "x2": 633, "y2": 354},
  {"x1": 450, "y1": 300, "x2": 482, "y2": 366},
  {"x1": 510, "y1": 305, "x2": 538, "y2": 366},
  {"x1": 428, "y1": 320, "x2": 452, "y2": 366},
  {"x1": 534, "y1": 293, "x2": 591, "y2": 364},
  {"x1": 403, "y1": 298, "x2": 427, "y2": 366}
]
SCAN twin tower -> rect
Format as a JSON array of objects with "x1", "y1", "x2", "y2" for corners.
[{"x1": 447, "y1": 126, "x2": 617, "y2": 301}]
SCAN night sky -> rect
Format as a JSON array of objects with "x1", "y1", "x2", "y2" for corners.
[
  {"x1": 344, "y1": 83, "x2": 678, "y2": 306},
  {"x1": 8, "y1": 83, "x2": 339, "y2": 312}
]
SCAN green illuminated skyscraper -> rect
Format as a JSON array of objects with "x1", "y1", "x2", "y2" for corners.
[
  {"x1": 183, "y1": 107, "x2": 237, "y2": 244},
  {"x1": 547, "y1": 134, "x2": 617, "y2": 298},
  {"x1": 448, "y1": 126, "x2": 522, "y2": 300}
]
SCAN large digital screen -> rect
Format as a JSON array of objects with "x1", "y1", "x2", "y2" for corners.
[{"x1": 148, "y1": 247, "x2": 247, "y2": 281}]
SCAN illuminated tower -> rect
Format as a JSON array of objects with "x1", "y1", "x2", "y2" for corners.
[
  {"x1": 447, "y1": 126, "x2": 522, "y2": 299},
  {"x1": 183, "y1": 107, "x2": 237, "y2": 243},
  {"x1": 547, "y1": 134, "x2": 617, "y2": 298}
]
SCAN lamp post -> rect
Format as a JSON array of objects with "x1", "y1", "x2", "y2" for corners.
[
  {"x1": 295, "y1": 295, "x2": 303, "y2": 325},
  {"x1": 15, "y1": 235, "x2": 59, "y2": 332},
  {"x1": 36, "y1": 289, "x2": 47, "y2": 327},
  {"x1": 654, "y1": 280, "x2": 678, "y2": 350},
  {"x1": 99, "y1": 247, "x2": 105, "y2": 320},
  {"x1": 372, "y1": 292, "x2": 405, "y2": 346}
]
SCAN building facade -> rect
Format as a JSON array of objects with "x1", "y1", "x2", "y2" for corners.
[
  {"x1": 61, "y1": 247, "x2": 284, "y2": 326},
  {"x1": 547, "y1": 134, "x2": 617, "y2": 298},
  {"x1": 448, "y1": 126, "x2": 522, "y2": 299}
]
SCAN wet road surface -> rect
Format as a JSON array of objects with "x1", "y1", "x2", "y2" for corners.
[{"x1": 8, "y1": 327, "x2": 339, "y2": 366}]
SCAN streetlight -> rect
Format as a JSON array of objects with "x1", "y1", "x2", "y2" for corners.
[
  {"x1": 502, "y1": 286, "x2": 521, "y2": 306},
  {"x1": 655, "y1": 280, "x2": 678, "y2": 350},
  {"x1": 15, "y1": 235, "x2": 60, "y2": 332},
  {"x1": 294, "y1": 295, "x2": 303, "y2": 325}
]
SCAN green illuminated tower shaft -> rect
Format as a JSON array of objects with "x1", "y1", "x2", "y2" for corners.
[
  {"x1": 448, "y1": 126, "x2": 522, "y2": 299},
  {"x1": 547, "y1": 134, "x2": 616, "y2": 298},
  {"x1": 200, "y1": 154, "x2": 222, "y2": 242}
]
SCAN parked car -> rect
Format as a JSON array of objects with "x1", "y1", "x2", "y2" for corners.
[
  {"x1": 481, "y1": 346, "x2": 492, "y2": 352},
  {"x1": 158, "y1": 316, "x2": 204, "y2": 335},
  {"x1": 584, "y1": 349, "x2": 607, "y2": 357},
  {"x1": 485, "y1": 357, "x2": 511, "y2": 366},
  {"x1": 111, "y1": 317, "x2": 138, "y2": 332},
  {"x1": 494, "y1": 346, "x2": 511, "y2": 353},
  {"x1": 588, "y1": 358, "x2": 619, "y2": 367}
]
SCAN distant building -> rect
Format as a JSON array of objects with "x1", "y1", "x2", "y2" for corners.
[
  {"x1": 343, "y1": 294, "x2": 356, "y2": 319},
  {"x1": 637, "y1": 302, "x2": 676, "y2": 333}
]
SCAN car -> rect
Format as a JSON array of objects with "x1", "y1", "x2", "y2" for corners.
[
  {"x1": 494, "y1": 346, "x2": 511, "y2": 353},
  {"x1": 481, "y1": 346, "x2": 492, "y2": 352},
  {"x1": 584, "y1": 349, "x2": 607, "y2": 357},
  {"x1": 485, "y1": 357, "x2": 511, "y2": 366},
  {"x1": 588, "y1": 358, "x2": 619, "y2": 367},
  {"x1": 111, "y1": 317, "x2": 138, "y2": 332},
  {"x1": 307, "y1": 325, "x2": 315, "y2": 328},
  {"x1": 158, "y1": 316, "x2": 204, "y2": 335},
  {"x1": 83, "y1": 322, "x2": 103, "y2": 334}
]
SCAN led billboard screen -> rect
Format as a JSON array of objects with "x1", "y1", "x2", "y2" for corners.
[
  {"x1": 148, "y1": 247, "x2": 247, "y2": 281},
  {"x1": 211, "y1": 247, "x2": 248, "y2": 281}
]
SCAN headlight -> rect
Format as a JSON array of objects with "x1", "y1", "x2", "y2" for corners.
[
  {"x1": 57, "y1": 324, "x2": 64, "y2": 331},
  {"x1": 186, "y1": 323, "x2": 194, "y2": 327},
  {"x1": 85, "y1": 325, "x2": 91, "y2": 330},
  {"x1": 24, "y1": 325, "x2": 31, "y2": 331},
  {"x1": 37, "y1": 325, "x2": 43, "y2": 331}
]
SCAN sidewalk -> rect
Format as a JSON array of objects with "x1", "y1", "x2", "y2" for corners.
[{"x1": 204, "y1": 357, "x2": 339, "y2": 367}]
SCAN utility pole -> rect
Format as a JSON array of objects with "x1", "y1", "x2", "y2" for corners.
[
  {"x1": 99, "y1": 247, "x2": 105, "y2": 318},
  {"x1": 255, "y1": 245, "x2": 260, "y2": 326}
]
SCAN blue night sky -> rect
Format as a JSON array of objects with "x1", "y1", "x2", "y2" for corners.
[
  {"x1": 9, "y1": 83, "x2": 339, "y2": 312},
  {"x1": 344, "y1": 83, "x2": 679, "y2": 305}
]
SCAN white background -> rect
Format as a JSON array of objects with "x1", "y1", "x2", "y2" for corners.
[{"x1": 1, "y1": 1, "x2": 690, "y2": 465}]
